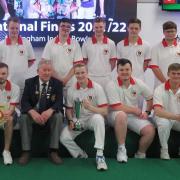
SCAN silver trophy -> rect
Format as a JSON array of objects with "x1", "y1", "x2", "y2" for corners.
[{"x1": 74, "y1": 98, "x2": 83, "y2": 131}]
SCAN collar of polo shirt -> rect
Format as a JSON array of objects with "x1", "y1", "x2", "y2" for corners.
[
  {"x1": 162, "y1": 38, "x2": 177, "y2": 47},
  {"x1": 54, "y1": 36, "x2": 71, "y2": 45},
  {"x1": 6, "y1": 36, "x2": 23, "y2": 45},
  {"x1": 91, "y1": 35, "x2": 108, "y2": 44},
  {"x1": 4, "y1": 80, "x2": 11, "y2": 91},
  {"x1": 123, "y1": 36, "x2": 142, "y2": 46},
  {"x1": 76, "y1": 79, "x2": 93, "y2": 90},
  {"x1": 117, "y1": 77, "x2": 135, "y2": 87}
]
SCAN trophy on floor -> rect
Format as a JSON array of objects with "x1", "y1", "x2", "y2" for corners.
[
  {"x1": 74, "y1": 98, "x2": 83, "y2": 131},
  {"x1": 0, "y1": 105, "x2": 6, "y2": 127}
]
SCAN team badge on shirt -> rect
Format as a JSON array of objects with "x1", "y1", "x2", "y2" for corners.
[
  {"x1": 67, "y1": 48, "x2": 72, "y2": 54},
  {"x1": 51, "y1": 94, "x2": 56, "y2": 102},
  {"x1": 131, "y1": 90, "x2": 137, "y2": 97},
  {"x1": 7, "y1": 96, "x2": 11, "y2": 101},
  {"x1": 19, "y1": 49, "x2": 24, "y2": 56},
  {"x1": 103, "y1": 49, "x2": 109, "y2": 55},
  {"x1": 136, "y1": 50, "x2": 142, "y2": 56}
]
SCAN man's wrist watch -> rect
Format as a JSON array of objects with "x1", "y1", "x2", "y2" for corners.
[{"x1": 145, "y1": 110, "x2": 151, "y2": 116}]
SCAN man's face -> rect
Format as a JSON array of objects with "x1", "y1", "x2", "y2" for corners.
[
  {"x1": 8, "y1": 21, "x2": 20, "y2": 39},
  {"x1": 38, "y1": 63, "x2": 53, "y2": 82},
  {"x1": 0, "y1": 67, "x2": 8, "y2": 85},
  {"x1": 59, "y1": 22, "x2": 71, "y2": 37},
  {"x1": 163, "y1": 28, "x2": 177, "y2": 41},
  {"x1": 168, "y1": 70, "x2": 180, "y2": 84},
  {"x1": 127, "y1": 23, "x2": 141, "y2": 38},
  {"x1": 93, "y1": 22, "x2": 105, "y2": 37},
  {"x1": 74, "y1": 66, "x2": 88, "y2": 84},
  {"x1": 117, "y1": 63, "x2": 132, "y2": 81}
]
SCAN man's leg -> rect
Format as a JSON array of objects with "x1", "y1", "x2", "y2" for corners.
[
  {"x1": 113, "y1": 111, "x2": 128, "y2": 162},
  {"x1": 88, "y1": 114, "x2": 108, "y2": 170},
  {"x1": 49, "y1": 112, "x2": 63, "y2": 164},
  {"x1": 138, "y1": 124, "x2": 155, "y2": 156},
  {"x1": 19, "y1": 114, "x2": 33, "y2": 165},
  {"x1": 3, "y1": 115, "x2": 13, "y2": 165},
  {"x1": 128, "y1": 117, "x2": 155, "y2": 158},
  {"x1": 60, "y1": 126, "x2": 84, "y2": 158},
  {"x1": 156, "y1": 117, "x2": 173, "y2": 159}
]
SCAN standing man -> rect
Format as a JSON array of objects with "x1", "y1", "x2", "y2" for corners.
[
  {"x1": 82, "y1": 17, "x2": 116, "y2": 89},
  {"x1": 42, "y1": 18, "x2": 83, "y2": 98},
  {"x1": 0, "y1": 16, "x2": 35, "y2": 94},
  {"x1": 149, "y1": 21, "x2": 180, "y2": 88},
  {"x1": 19, "y1": 60, "x2": 64, "y2": 165},
  {"x1": 117, "y1": 18, "x2": 151, "y2": 81},
  {"x1": 0, "y1": 62, "x2": 20, "y2": 165},
  {"x1": 60, "y1": 63, "x2": 108, "y2": 171},
  {"x1": 153, "y1": 63, "x2": 180, "y2": 160},
  {"x1": 105, "y1": 59, "x2": 155, "y2": 162}
]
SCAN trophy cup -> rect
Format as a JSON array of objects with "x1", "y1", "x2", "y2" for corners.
[{"x1": 74, "y1": 98, "x2": 83, "y2": 131}]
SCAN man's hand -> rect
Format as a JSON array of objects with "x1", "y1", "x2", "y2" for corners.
[
  {"x1": 68, "y1": 120, "x2": 75, "y2": 130},
  {"x1": 82, "y1": 98, "x2": 92, "y2": 110},
  {"x1": 2, "y1": 110, "x2": 12, "y2": 121},
  {"x1": 132, "y1": 107, "x2": 142, "y2": 117},
  {"x1": 139, "y1": 111, "x2": 149, "y2": 120},
  {"x1": 41, "y1": 108, "x2": 54, "y2": 123},
  {"x1": 28, "y1": 109, "x2": 44, "y2": 125},
  {"x1": 175, "y1": 114, "x2": 180, "y2": 121}
]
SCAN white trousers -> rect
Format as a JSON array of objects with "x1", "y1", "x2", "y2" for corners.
[
  {"x1": 155, "y1": 117, "x2": 180, "y2": 149},
  {"x1": 60, "y1": 114, "x2": 105, "y2": 158}
]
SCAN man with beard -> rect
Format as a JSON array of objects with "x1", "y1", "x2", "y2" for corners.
[{"x1": 0, "y1": 62, "x2": 20, "y2": 165}]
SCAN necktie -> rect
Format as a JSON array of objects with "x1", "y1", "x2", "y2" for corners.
[{"x1": 38, "y1": 83, "x2": 47, "y2": 113}]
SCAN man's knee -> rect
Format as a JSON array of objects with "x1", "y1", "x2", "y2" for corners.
[
  {"x1": 141, "y1": 124, "x2": 155, "y2": 137},
  {"x1": 115, "y1": 111, "x2": 127, "y2": 125},
  {"x1": 60, "y1": 127, "x2": 72, "y2": 144}
]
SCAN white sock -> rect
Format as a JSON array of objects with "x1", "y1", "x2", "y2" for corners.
[
  {"x1": 96, "y1": 149, "x2": 103, "y2": 157},
  {"x1": 118, "y1": 144, "x2": 125, "y2": 150}
]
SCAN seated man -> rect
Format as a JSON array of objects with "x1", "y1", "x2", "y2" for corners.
[
  {"x1": 0, "y1": 62, "x2": 20, "y2": 165},
  {"x1": 105, "y1": 58, "x2": 155, "y2": 162},
  {"x1": 153, "y1": 63, "x2": 180, "y2": 160},
  {"x1": 60, "y1": 63, "x2": 108, "y2": 171},
  {"x1": 19, "y1": 60, "x2": 64, "y2": 165}
]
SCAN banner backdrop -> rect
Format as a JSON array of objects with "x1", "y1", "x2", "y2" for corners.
[{"x1": 0, "y1": 0, "x2": 137, "y2": 47}]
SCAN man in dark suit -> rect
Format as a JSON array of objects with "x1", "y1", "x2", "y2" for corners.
[{"x1": 19, "y1": 60, "x2": 64, "y2": 165}]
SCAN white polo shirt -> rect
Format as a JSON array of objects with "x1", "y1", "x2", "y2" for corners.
[
  {"x1": 149, "y1": 39, "x2": 180, "y2": 83},
  {"x1": 82, "y1": 36, "x2": 116, "y2": 77},
  {"x1": 116, "y1": 37, "x2": 151, "y2": 80},
  {"x1": 0, "y1": 80, "x2": 20, "y2": 108},
  {"x1": 42, "y1": 36, "x2": 83, "y2": 87},
  {"x1": 105, "y1": 77, "x2": 153, "y2": 117},
  {"x1": 0, "y1": 36, "x2": 35, "y2": 90},
  {"x1": 153, "y1": 80, "x2": 180, "y2": 114},
  {"x1": 66, "y1": 79, "x2": 108, "y2": 119}
]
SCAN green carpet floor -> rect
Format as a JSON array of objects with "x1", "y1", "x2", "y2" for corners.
[{"x1": 1, "y1": 158, "x2": 180, "y2": 180}]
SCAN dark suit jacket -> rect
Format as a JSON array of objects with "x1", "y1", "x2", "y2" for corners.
[{"x1": 21, "y1": 76, "x2": 63, "y2": 114}]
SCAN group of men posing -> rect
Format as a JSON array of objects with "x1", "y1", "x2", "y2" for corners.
[{"x1": 0, "y1": 16, "x2": 179, "y2": 171}]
